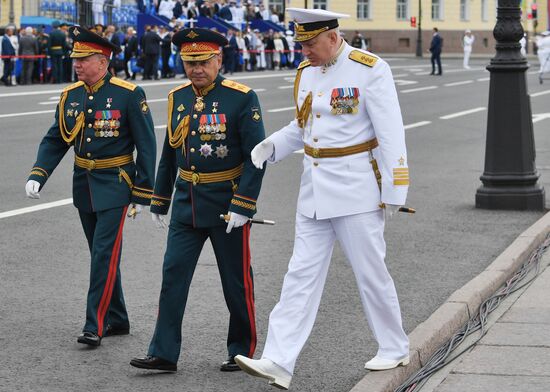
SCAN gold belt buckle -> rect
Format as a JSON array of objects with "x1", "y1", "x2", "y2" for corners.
[
  {"x1": 87, "y1": 160, "x2": 96, "y2": 171},
  {"x1": 191, "y1": 172, "x2": 200, "y2": 185},
  {"x1": 311, "y1": 148, "x2": 320, "y2": 158}
]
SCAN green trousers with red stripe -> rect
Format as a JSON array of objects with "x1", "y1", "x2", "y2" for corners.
[
  {"x1": 78, "y1": 206, "x2": 130, "y2": 336},
  {"x1": 148, "y1": 219, "x2": 256, "y2": 364}
]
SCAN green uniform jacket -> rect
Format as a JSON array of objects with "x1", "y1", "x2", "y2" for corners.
[
  {"x1": 151, "y1": 74, "x2": 265, "y2": 227},
  {"x1": 28, "y1": 73, "x2": 157, "y2": 212},
  {"x1": 48, "y1": 29, "x2": 66, "y2": 56}
]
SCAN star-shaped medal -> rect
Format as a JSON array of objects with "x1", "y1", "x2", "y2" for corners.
[
  {"x1": 215, "y1": 144, "x2": 229, "y2": 159},
  {"x1": 398, "y1": 156, "x2": 405, "y2": 166},
  {"x1": 200, "y1": 143, "x2": 213, "y2": 158}
]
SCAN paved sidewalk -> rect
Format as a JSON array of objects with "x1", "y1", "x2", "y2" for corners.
[
  {"x1": 425, "y1": 251, "x2": 550, "y2": 392},
  {"x1": 351, "y1": 213, "x2": 550, "y2": 392}
]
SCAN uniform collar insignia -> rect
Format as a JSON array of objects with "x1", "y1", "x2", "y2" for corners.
[{"x1": 322, "y1": 40, "x2": 346, "y2": 70}]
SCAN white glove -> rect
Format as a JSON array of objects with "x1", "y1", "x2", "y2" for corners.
[
  {"x1": 152, "y1": 213, "x2": 167, "y2": 229},
  {"x1": 225, "y1": 212, "x2": 249, "y2": 233},
  {"x1": 384, "y1": 204, "x2": 401, "y2": 220},
  {"x1": 251, "y1": 139, "x2": 274, "y2": 169},
  {"x1": 25, "y1": 180, "x2": 41, "y2": 199},
  {"x1": 127, "y1": 203, "x2": 143, "y2": 219}
]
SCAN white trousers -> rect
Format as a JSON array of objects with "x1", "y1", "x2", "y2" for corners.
[
  {"x1": 463, "y1": 48, "x2": 472, "y2": 68},
  {"x1": 262, "y1": 211, "x2": 409, "y2": 374}
]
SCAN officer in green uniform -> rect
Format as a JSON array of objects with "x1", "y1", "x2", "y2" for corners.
[
  {"x1": 49, "y1": 20, "x2": 67, "y2": 83},
  {"x1": 25, "y1": 26, "x2": 157, "y2": 347},
  {"x1": 130, "y1": 28, "x2": 265, "y2": 372}
]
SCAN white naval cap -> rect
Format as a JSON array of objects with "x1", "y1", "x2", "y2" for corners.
[{"x1": 287, "y1": 7, "x2": 349, "y2": 42}]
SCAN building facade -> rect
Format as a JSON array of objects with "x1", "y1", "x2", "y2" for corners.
[{"x1": 284, "y1": 0, "x2": 549, "y2": 54}]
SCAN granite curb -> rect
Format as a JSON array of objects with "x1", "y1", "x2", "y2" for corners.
[{"x1": 350, "y1": 211, "x2": 550, "y2": 392}]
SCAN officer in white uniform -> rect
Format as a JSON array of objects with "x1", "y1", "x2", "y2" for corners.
[
  {"x1": 463, "y1": 29, "x2": 474, "y2": 69},
  {"x1": 235, "y1": 8, "x2": 410, "y2": 390}
]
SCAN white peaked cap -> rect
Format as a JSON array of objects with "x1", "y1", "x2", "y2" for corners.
[{"x1": 287, "y1": 8, "x2": 350, "y2": 24}]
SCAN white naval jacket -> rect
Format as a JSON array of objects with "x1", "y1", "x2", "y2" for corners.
[{"x1": 267, "y1": 42, "x2": 409, "y2": 219}]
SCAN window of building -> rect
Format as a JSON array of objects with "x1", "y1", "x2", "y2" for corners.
[
  {"x1": 357, "y1": 0, "x2": 371, "y2": 20},
  {"x1": 481, "y1": 0, "x2": 489, "y2": 21},
  {"x1": 432, "y1": 0, "x2": 444, "y2": 20},
  {"x1": 268, "y1": 0, "x2": 284, "y2": 13},
  {"x1": 460, "y1": 0, "x2": 469, "y2": 20},
  {"x1": 396, "y1": 0, "x2": 409, "y2": 20},
  {"x1": 313, "y1": 0, "x2": 328, "y2": 10}
]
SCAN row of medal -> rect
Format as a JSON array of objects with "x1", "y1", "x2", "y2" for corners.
[
  {"x1": 93, "y1": 110, "x2": 122, "y2": 138},
  {"x1": 330, "y1": 87, "x2": 360, "y2": 115},
  {"x1": 198, "y1": 114, "x2": 227, "y2": 142}
]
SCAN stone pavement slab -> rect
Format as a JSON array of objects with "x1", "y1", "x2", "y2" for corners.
[
  {"x1": 433, "y1": 374, "x2": 550, "y2": 392},
  {"x1": 481, "y1": 322, "x2": 550, "y2": 347},
  {"x1": 452, "y1": 345, "x2": 550, "y2": 376}
]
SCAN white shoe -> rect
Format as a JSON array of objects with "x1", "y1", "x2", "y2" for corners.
[
  {"x1": 364, "y1": 355, "x2": 409, "y2": 371},
  {"x1": 234, "y1": 356, "x2": 292, "y2": 390}
]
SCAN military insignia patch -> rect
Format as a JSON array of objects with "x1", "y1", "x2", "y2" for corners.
[
  {"x1": 66, "y1": 108, "x2": 74, "y2": 117},
  {"x1": 70, "y1": 102, "x2": 79, "y2": 108},
  {"x1": 106, "y1": 97, "x2": 112, "y2": 108},
  {"x1": 398, "y1": 156, "x2": 406, "y2": 166},
  {"x1": 140, "y1": 99, "x2": 149, "y2": 114},
  {"x1": 187, "y1": 30, "x2": 199, "y2": 39},
  {"x1": 177, "y1": 104, "x2": 185, "y2": 112},
  {"x1": 252, "y1": 107, "x2": 261, "y2": 122},
  {"x1": 330, "y1": 88, "x2": 360, "y2": 115}
]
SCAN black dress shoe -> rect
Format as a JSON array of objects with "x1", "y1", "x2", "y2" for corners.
[
  {"x1": 130, "y1": 355, "x2": 177, "y2": 371},
  {"x1": 104, "y1": 324, "x2": 130, "y2": 337},
  {"x1": 77, "y1": 331, "x2": 101, "y2": 346},
  {"x1": 220, "y1": 356, "x2": 241, "y2": 372}
]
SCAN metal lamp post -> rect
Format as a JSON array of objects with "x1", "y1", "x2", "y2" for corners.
[
  {"x1": 9, "y1": 0, "x2": 15, "y2": 24},
  {"x1": 415, "y1": 0, "x2": 423, "y2": 57},
  {"x1": 475, "y1": 0, "x2": 545, "y2": 210}
]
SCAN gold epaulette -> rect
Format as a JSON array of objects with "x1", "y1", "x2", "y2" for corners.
[
  {"x1": 169, "y1": 81, "x2": 192, "y2": 96},
  {"x1": 297, "y1": 60, "x2": 311, "y2": 70},
  {"x1": 63, "y1": 81, "x2": 85, "y2": 93},
  {"x1": 349, "y1": 50, "x2": 378, "y2": 67},
  {"x1": 110, "y1": 77, "x2": 137, "y2": 91},
  {"x1": 221, "y1": 79, "x2": 251, "y2": 94}
]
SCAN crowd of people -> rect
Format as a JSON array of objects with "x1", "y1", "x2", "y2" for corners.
[
  {"x1": 147, "y1": 0, "x2": 285, "y2": 29},
  {"x1": 0, "y1": 16, "x2": 309, "y2": 87}
]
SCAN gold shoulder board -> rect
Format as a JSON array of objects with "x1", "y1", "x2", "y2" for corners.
[
  {"x1": 63, "y1": 81, "x2": 85, "y2": 92},
  {"x1": 169, "y1": 81, "x2": 192, "y2": 95},
  {"x1": 349, "y1": 50, "x2": 378, "y2": 67},
  {"x1": 297, "y1": 60, "x2": 311, "y2": 70},
  {"x1": 221, "y1": 79, "x2": 251, "y2": 94},
  {"x1": 110, "y1": 77, "x2": 137, "y2": 91}
]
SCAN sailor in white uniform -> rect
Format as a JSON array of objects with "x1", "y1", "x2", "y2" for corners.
[
  {"x1": 463, "y1": 29, "x2": 475, "y2": 69},
  {"x1": 235, "y1": 7, "x2": 410, "y2": 390}
]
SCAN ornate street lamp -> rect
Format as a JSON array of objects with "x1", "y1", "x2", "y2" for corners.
[{"x1": 475, "y1": 0, "x2": 545, "y2": 210}]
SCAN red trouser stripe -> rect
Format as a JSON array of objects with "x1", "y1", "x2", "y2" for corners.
[
  {"x1": 96, "y1": 206, "x2": 128, "y2": 337},
  {"x1": 242, "y1": 223, "x2": 257, "y2": 357}
]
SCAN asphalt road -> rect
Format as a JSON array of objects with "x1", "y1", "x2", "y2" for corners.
[{"x1": 1, "y1": 57, "x2": 549, "y2": 392}]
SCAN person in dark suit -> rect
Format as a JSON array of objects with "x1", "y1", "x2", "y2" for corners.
[
  {"x1": 429, "y1": 27, "x2": 442, "y2": 75},
  {"x1": 129, "y1": 27, "x2": 265, "y2": 374},
  {"x1": 124, "y1": 27, "x2": 138, "y2": 80},
  {"x1": 19, "y1": 27, "x2": 38, "y2": 85},
  {"x1": 142, "y1": 25, "x2": 161, "y2": 80},
  {"x1": 26, "y1": 26, "x2": 156, "y2": 347},
  {"x1": 223, "y1": 29, "x2": 238, "y2": 74},
  {"x1": 1, "y1": 26, "x2": 16, "y2": 86},
  {"x1": 160, "y1": 26, "x2": 173, "y2": 78}
]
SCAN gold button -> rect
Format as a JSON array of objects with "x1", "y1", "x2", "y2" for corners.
[
  {"x1": 190, "y1": 165, "x2": 196, "y2": 170},
  {"x1": 88, "y1": 124, "x2": 92, "y2": 128},
  {"x1": 87, "y1": 109, "x2": 92, "y2": 114},
  {"x1": 316, "y1": 114, "x2": 321, "y2": 118},
  {"x1": 313, "y1": 138, "x2": 318, "y2": 142},
  {"x1": 190, "y1": 148, "x2": 195, "y2": 153},
  {"x1": 193, "y1": 114, "x2": 198, "y2": 119},
  {"x1": 88, "y1": 96, "x2": 93, "y2": 100},
  {"x1": 86, "y1": 153, "x2": 91, "y2": 157},
  {"x1": 191, "y1": 131, "x2": 196, "y2": 136},
  {"x1": 313, "y1": 162, "x2": 319, "y2": 167},
  {"x1": 86, "y1": 138, "x2": 91, "y2": 142}
]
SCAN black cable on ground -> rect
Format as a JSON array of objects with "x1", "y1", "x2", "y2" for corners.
[{"x1": 395, "y1": 233, "x2": 550, "y2": 392}]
